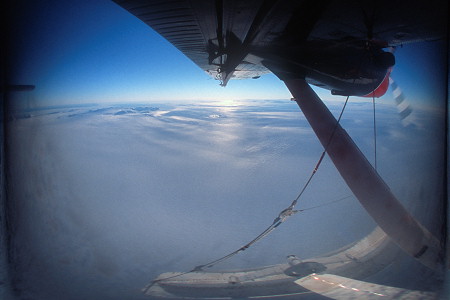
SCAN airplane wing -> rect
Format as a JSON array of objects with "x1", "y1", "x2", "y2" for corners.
[
  {"x1": 142, "y1": 227, "x2": 403, "y2": 298},
  {"x1": 295, "y1": 273, "x2": 436, "y2": 299},
  {"x1": 113, "y1": 0, "x2": 446, "y2": 89},
  {"x1": 111, "y1": 1, "x2": 447, "y2": 298}
]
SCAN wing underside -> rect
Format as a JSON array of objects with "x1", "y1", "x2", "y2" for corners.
[{"x1": 114, "y1": 0, "x2": 447, "y2": 86}]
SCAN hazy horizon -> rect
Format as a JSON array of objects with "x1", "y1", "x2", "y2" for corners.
[{"x1": 5, "y1": 98, "x2": 445, "y2": 299}]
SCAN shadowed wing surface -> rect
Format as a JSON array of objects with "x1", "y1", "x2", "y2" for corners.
[{"x1": 113, "y1": 0, "x2": 446, "y2": 87}]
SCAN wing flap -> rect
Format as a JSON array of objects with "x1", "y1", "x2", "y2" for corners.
[
  {"x1": 295, "y1": 273, "x2": 436, "y2": 299},
  {"x1": 114, "y1": 0, "x2": 447, "y2": 87}
]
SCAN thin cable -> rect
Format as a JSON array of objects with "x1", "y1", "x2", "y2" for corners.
[
  {"x1": 144, "y1": 196, "x2": 353, "y2": 294},
  {"x1": 372, "y1": 94, "x2": 378, "y2": 170},
  {"x1": 290, "y1": 94, "x2": 351, "y2": 209},
  {"x1": 299, "y1": 195, "x2": 353, "y2": 212},
  {"x1": 146, "y1": 96, "x2": 353, "y2": 290},
  {"x1": 195, "y1": 94, "x2": 353, "y2": 270},
  {"x1": 144, "y1": 196, "x2": 353, "y2": 291},
  {"x1": 143, "y1": 219, "x2": 283, "y2": 289}
]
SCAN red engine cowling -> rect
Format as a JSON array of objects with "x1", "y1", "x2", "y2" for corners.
[{"x1": 363, "y1": 68, "x2": 392, "y2": 98}]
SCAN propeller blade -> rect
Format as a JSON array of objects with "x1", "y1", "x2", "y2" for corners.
[{"x1": 389, "y1": 77, "x2": 415, "y2": 127}]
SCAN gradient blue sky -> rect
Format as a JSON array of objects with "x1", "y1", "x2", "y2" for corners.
[{"x1": 9, "y1": 0, "x2": 447, "y2": 108}]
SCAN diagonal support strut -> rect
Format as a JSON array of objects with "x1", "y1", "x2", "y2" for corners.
[{"x1": 284, "y1": 78, "x2": 442, "y2": 271}]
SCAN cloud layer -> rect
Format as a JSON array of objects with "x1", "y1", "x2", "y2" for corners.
[{"x1": 6, "y1": 99, "x2": 445, "y2": 299}]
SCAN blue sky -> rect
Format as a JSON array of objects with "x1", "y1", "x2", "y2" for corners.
[{"x1": 8, "y1": 0, "x2": 447, "y2": 108}]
